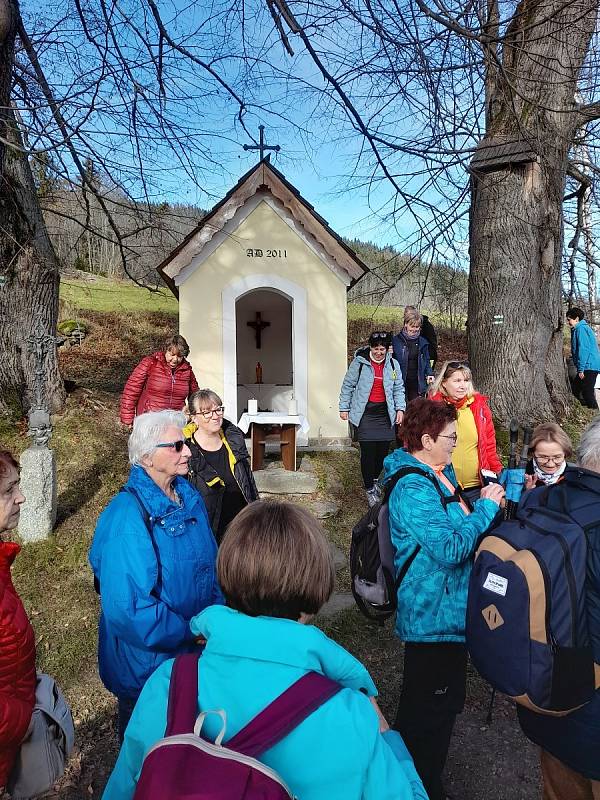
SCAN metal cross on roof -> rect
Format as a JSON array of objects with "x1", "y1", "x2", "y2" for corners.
[{"x1": 243, "y1": 125, "x2": 281, "y2": 161}]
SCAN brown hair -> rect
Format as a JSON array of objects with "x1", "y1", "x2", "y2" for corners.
[
  {"x1": 403, "y1": 306, "x2": 422, "y2": 327},
  {"x1": 529, "y1": 423, "x2": 573, "y2": 460},
  {"x1": 400, "y1": 397, "x2": 457, "y2": 453},
  {"x1": 0, "y1": 450, "x2": 18, "y2": 479},
  {"x1": 164, "y1": 334, "x2": 190, "y2": 358},
  {"x1": 217, "y1": 500, "x2": 335, "y2": 620},
  {"x1": 189, "y1": 388, "x2": 222, "y2": 413}
]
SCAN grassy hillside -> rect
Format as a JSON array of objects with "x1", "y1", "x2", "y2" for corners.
[{"x1": 60, "y1": 275, "x2": 178, "y2": 314}]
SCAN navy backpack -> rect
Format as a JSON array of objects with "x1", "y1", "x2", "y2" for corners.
[{"x1": 467, "y1": 467, "x2": 600, "y2": 714}]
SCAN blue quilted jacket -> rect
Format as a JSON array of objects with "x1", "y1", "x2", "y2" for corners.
[
  {"x1": 89, "y1": 465, "x2": 223, "y2": 699},
  {"x1": 383, "y1": 448, "x2": 500, "y2": 643},
  {"x1": 339, "y1": 348, "x2": 405, "y2": 427}
]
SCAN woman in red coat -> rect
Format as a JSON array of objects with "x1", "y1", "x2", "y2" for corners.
[
  {"x1": 0, "y1": 450, "x2": 36, "y2": 789},
  {"x1": 119, "y1": 335, "x2": 199, "y2": 427},
  {"x1": 429, "y1": 361, "x2": 503, "y2": 502}
]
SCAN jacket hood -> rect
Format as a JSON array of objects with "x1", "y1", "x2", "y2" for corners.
[
  {"x1": 125, "y1": 464, "x2": 200, "y2": 519},
  {"x1": 353, "y1": 347, "x2": 395, "y2": 366},
  {"x1": 191, "y1": 605, "x2": 377, "y2": 695},
  {"x1": 383, "y1": 446, "x2": 456, "y2": 483}
]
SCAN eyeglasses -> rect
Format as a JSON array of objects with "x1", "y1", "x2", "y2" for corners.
[
  {"x1": 195, "y1": 406, "x2": 225, "y2": 420},
  {"x1": 155, "y1": 440, "x2": 185, "y2": 453},
  {"x1": 534, "y1": 454, "x2": 565, "y2": 466},
  {"x1": 439, "y1": 433, "x2": 458, "y2": 443}
]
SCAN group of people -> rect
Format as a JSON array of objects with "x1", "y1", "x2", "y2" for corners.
[{"x1": 1, "y1": 308, "x2": 599, "y2": 799}]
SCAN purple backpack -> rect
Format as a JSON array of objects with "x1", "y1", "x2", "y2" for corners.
[{"x1": 133, "y1": 653, "x2": 341, "y2": 799}]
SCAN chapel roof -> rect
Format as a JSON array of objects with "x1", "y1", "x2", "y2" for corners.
[{"x1": 157, "y1": 158, "x2": 369, "y2": 296}]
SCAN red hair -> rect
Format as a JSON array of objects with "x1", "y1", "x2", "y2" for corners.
[{"x1": 400, "y1": 398, "x2": 457, "y2": 452}]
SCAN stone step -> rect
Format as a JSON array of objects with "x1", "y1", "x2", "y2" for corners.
[{"x1": 254, "y1": 468, "x2": 318, "y2": 495}]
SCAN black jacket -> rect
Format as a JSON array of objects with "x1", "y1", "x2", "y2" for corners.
[{"x1": 186, "y1": 420, "x2": 259, "y2": 538}]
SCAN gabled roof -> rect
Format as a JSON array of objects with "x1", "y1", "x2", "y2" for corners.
[{"x1": 157, "y1": 159, "x2": 369, "y2": 296}]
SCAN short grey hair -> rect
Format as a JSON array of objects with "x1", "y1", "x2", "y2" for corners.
[
  {"x1": 128, "y1": 410, "x2": 187, "y2": 466},
  {"x1": 577, "y1": 415, "x2": 600, "y2": 472}
]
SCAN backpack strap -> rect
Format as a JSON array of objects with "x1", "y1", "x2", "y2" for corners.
[
  {"x1": 383, "y1": 466, "x2": 462, "y2": 591},
  {"x1": 225, "y1": 672, "x2": 341, "y2": 758},
  {"x1": 383, "y1": 465, "x2": 454, "y2": 508},
  {"x1": 165, "y1": 653, "x2": 201, "y2": 736}
]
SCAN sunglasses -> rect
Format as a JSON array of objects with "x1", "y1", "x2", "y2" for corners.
[
  {"x1": 370, "y1": 332, "x2": 390, "y2": 341},
  {"x1": 155, "y1": 440, "x2": 185, "y2": 453},
  {"x1": 447, "y1": 361, "x2": 467, "y2": 370},
  {"x1": 195, "y1": 406, "x2": 225, "y2": 420}
]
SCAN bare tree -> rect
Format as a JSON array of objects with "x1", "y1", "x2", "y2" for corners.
[
  {"x1": 0, "y1": 0, "x2": 298, "y2": 411},
  {"x1": 261, "y1": 0, "x2": 600, "y2": 422}
]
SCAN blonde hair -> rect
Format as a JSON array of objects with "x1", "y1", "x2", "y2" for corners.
[
  {"x1": 530, "y1": 423, "x2": 573, "y2": 460},
  {"x1": 403, "y1": 306, "x2": 422, "y2": 327},
  {"x1": 218, "y1": 500, "x2": 335, "y2": 620},
  {"x1": 429, "y1": 360, "x2": 475, "y2": 399},
  {"x1": 189, "y1": 388, "x2": 222, "y2": 413}
]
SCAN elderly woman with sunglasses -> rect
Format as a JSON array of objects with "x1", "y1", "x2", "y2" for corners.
[
  {"x1": 89, "y1": 410, "x2": 223, "y2": 742},
  {"x1": 340, "y1": 331, "x2": 405, "y2": 505},
  {"x1": 183, "y1": 389, "x2": 258, "y2": 544},
  {"x1": 429, "y1": 360, "x2": 503, "y2": 503}
]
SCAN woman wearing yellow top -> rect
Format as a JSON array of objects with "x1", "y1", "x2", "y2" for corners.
[{"x1": 429, "y1": 362, "x2": 503, "y2": 501}]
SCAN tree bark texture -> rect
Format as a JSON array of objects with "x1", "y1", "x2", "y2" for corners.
[
  {"x1": 468, "y1": 0, "x2": 598, "y2": 424},
  {"x1": 0, "y1": 0, "x2": 64, "y2": 413}
]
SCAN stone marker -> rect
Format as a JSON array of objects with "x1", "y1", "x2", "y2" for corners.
[
  {"x1": 19, "y1": 445, "x2": 57, "y2": 542},
  {"x1": 254, "y1": 468, "x2": 318, "y2": 495},
  {"x1": 18, "y1": 322, "x2": 58, "y2": 542},
  {"x1": 317, "y1": 592, "x2": 356, "y2": 618}
]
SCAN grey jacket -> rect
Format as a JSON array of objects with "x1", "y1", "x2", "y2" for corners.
[{"x1": 339, "y1": 348, "x2": 406, "y2": 427}]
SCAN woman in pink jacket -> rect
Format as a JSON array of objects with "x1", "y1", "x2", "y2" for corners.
[{"x1": 119, "y1": 335, "x2": 199, "y2": 427}]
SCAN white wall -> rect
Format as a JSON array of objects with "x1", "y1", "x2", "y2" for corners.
[{"x1": 235, "y1": 290, "x2": 292, "y2": 385}]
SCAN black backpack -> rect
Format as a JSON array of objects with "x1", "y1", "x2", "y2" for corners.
[
  {"x1": 421, "y1": 315, "x2": 438, "y2": 364},
  {"x1": 350, "y1": 466, "x2": 455, "y2": 624}
]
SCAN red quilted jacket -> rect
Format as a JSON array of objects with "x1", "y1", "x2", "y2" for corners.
[
  {"x1": 120, "y1": 351, "x2": 199, "y2": 425},
  {"x1": 0, "y1": 541, "x2": 36, "y2": 788},
  {"x1": 430, "y1": 391, "x2": 503, "y2": 476}
]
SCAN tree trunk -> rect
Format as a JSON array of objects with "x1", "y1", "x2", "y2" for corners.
[
  {"x1": 0, "y1": 0, "x2": 64, "y2": 414},
  {"x1": 468, "y1": 0, "x2": 598, "y2": 425}
]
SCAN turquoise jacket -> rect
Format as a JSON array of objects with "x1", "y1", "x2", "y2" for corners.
[
  {"x1": 89, "y1": 466, "x2": 223, "y2": 699},
  {"x1": 383, "y1": 448, "x2": 500, "y2": 643},
  {"x1": 102, "y1": 605, "x2": 427, "y2": 800},
  {"x1": 339, "y1": 348, "x2": 405, "y2": 427},
  {"x1": 571, "y1": 319, "x2": 600, "y2": 372}
]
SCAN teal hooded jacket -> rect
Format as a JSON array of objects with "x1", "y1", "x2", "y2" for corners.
[
  {"x1": 383, "y1": 448, "x2": 500, "y2": 643},
  {"x1": 102, "y1": 605, "x2": 427, "y2": 800},
  {"x1": 571, "y1": 319, "x2": 600, "y2": 372}
]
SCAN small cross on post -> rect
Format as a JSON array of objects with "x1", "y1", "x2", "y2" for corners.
[
  {"x1": 243, "y1": 125, "x2": 281, "y2": 161},
  {"x1": 247, "y1": 312, "x2": 271, "y2": 349}
]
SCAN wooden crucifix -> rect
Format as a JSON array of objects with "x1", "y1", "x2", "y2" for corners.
[{"x1": 247, "y1": 312, "x2": 270, "y2": 348}]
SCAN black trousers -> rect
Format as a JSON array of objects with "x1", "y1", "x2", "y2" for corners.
[
  {"x1": 570, "y1": 370, "x2": 599, "y2": 408},
  {"x1": 393, "y1": 642, "x2": 468, "y2": 800},
  {"x1": 359, "y1": 440, "x2": 391, "y2": 489}
]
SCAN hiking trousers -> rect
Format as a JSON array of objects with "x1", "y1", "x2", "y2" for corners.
[{"x1": 393, "y1": 642, "x2": 467, "y2": 800}]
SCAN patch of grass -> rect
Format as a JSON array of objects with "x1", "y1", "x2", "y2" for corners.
[
  {"x1": 348, "y1": 303, "x2": 401, "y2": 323},
  {"x1": 60, "y1": 276, "x2": 178, "y2": 315}
]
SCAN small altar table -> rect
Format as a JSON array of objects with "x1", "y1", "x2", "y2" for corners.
[{"x1": 237, "y1": 412, "x2": 309, "y2": 472}]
